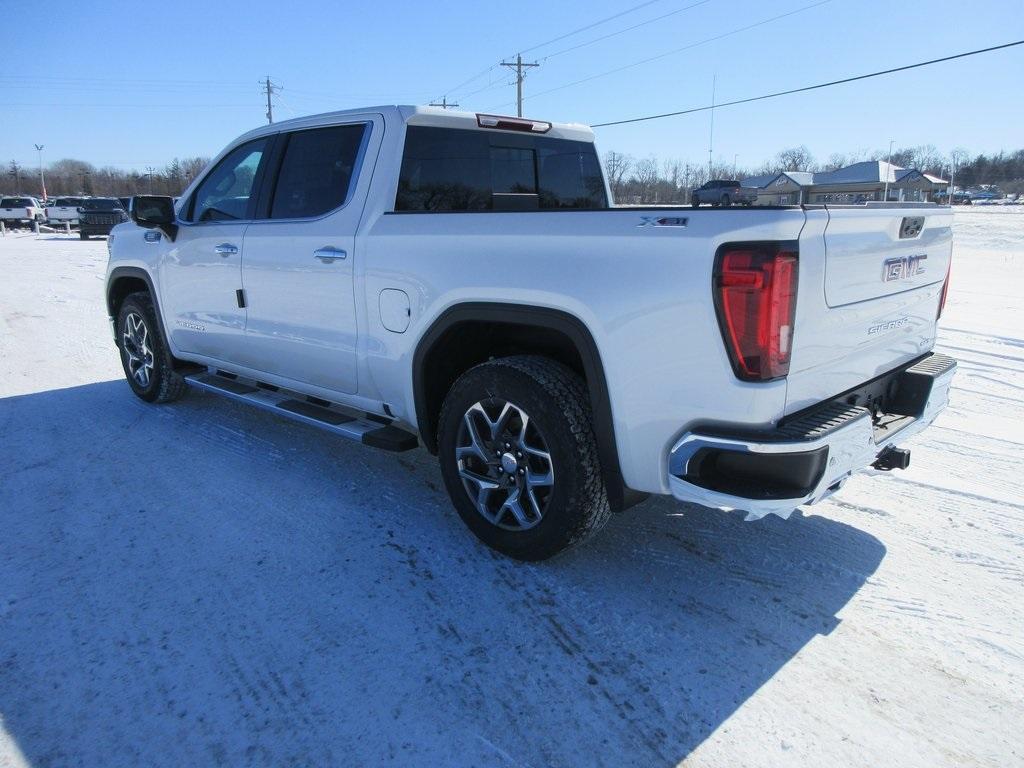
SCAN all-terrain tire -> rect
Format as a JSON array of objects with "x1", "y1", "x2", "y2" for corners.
[
  {"x1": 116, "y1": 291, "x2": 187, "y2": 403},
  {"x1": 437, "y1": 355, "x2": 612, "y2": 561}
]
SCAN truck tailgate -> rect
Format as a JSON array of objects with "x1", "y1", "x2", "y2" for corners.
[{"x1": 785, "y1": 205, "x2": 952, "y2": 414}]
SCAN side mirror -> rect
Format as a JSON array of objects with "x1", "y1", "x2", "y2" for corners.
[{"x1": 131, "y1": 195, "x2": 177, "y2": 241}]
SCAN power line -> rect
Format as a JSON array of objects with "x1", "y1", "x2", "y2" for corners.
[
  {"x1": 439, "y1": 0, "x2": 678, "y2": 103},
  {"x1": 517, "y1": 0, "x2": 666, "y2": 56},
  {"x1": 0, "y1": 75, "x2": 253, "y2": 86},
  {"x1": 435, "y1": 64, "x2": 501, "y2": 104},
  {"x1": 501, "y1": 0, "x2": 833, "y2": 110},
  {"x1": 539, "y1": 0, "x2": 714, "y2": 62},
  {"x1": 438, "y1": 0, "x2": 712, "y2": 108},
  {"x1": 591, "y1": 39, "x2": 1024, "y2": 127}
]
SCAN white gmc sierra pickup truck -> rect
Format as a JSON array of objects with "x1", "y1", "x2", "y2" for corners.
[{"x1": 105, "y1": 106, "x2": 956, "y2": 560}]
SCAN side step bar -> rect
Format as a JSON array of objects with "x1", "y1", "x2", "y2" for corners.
[{"x1": 184, "y1": 370, "x2": 418, "y2": 452}]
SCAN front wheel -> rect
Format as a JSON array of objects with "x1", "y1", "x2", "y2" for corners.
[
  {"x1": 116, "y1": 292, "x2": 187, "y2": 403},
  {"x1": 437, "y1": 356, "x2": 612, "y2": 561}
]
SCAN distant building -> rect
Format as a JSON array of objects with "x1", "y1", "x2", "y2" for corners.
[{"x1": 742, "y1": 161, "x2": 948, "y2": 205}]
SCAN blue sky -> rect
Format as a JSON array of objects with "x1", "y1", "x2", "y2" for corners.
[{"x1": 3, "y1": 0, "x2": 1022, "y2": 174}]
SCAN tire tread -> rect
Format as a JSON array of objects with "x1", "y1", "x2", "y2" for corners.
[{"x1": 438, "y1": 354, "x2": 612, "y2": 559}]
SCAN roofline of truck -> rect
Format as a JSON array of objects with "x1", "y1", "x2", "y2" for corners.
[{"x1": 230, "y1": 105, "x2": 596, "y2": 144}]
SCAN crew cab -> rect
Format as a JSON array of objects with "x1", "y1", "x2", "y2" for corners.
[
  {"x1": 0, "y1": 197, "x2": 46, "y2": 227},
  {"x1": 104, "y1": 106, "x2": 956, "y2": 560},
  {"x1": 692, "y1": 179, "x2": 758, "y2": 207}
]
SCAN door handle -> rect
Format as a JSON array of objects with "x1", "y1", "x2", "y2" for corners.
[
  {"x1": 313, "y1": 246, "x2": 347, "y2": 263},
  {"x1": 214, "y1": 243, "x2": 238, "y2": 256}
]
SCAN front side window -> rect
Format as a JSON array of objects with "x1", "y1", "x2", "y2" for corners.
[
  {"x1": 269, "y1": 124, "x2": 367, "y2": 219},
  {"x1": 189, "y1": 137, "x2": 268, "y2": 222},
  {"x1": 395, "y1": 126, "x2": 607, "y2": 212},
  {"x1": 2, "y1": 198, "x2": 33, "y2": 208}
]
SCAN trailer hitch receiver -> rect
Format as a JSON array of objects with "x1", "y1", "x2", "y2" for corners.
[{"x1": 873, "y1": 447, "x2": 911, "y2": 471}]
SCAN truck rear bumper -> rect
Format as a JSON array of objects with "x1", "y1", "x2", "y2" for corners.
[{"x1": 667, "y1": 352, "x2": 956, "y2": 519}]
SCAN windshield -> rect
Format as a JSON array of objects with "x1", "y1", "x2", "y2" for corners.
[
  {"x1": 2, "y1": 198, "x2": 34, "y2": 207},
  {"x1": 82, "y1": 198, "x2": 122, "y2": 210}
]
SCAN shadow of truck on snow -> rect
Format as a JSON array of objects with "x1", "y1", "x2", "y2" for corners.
[{"x1": 0, "y1": 380, "x2": 886, "y2": 767}]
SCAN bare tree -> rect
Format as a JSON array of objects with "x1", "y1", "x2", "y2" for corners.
[
  {"x1": 603, "y1": 151, "x2": 632, "y2": 202},
  {"x1": 824, "y1": 153, "x2": 848, "y2": 172},
  {"x1": 775, "y1": 146, "x2": 815, "y2": 172}
]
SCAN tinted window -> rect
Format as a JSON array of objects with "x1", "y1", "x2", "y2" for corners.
[
  {"x1": 395, "y1": 126, "x2": 607, "y2": 211},
  {"x1": 490, "y1": 146, "x2": 536, "y2": 193},
  {"x1": 190, "y1": 137, "x2": 268, "y2": 222},
  {"x1": 269, "y1": 124, "x2": 366, "y2": 219},
  {"x1": 2, "y1": 198, "x2": 33, "y2": 207},
  {"x1": 82, "y1": 198, "x2": 121, "y2": 209}
]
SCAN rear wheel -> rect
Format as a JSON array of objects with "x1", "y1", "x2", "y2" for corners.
[
  {"x1": 116, "y1": 292, "x2": 186, "y2": 403},
  {"x1": 437, "y1": 355, "x2": 612, "y2": 561},
  {"x1": 721, "y1": 194, "x2": 732, "y2": 207},
  {"x1": 79, "y1": 231, "x2": 89, "y2": 240},
  {"x1": 691, "y1": 198, "x2": 700, "y2": 208}
]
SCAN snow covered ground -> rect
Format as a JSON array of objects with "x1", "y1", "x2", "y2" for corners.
[{"x1": 0, "y1": 208, "x2": 1021, "y2": 767}]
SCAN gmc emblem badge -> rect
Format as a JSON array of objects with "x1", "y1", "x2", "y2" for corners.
[{"x1": 883, "y1": 254, "x2": 927, "y2": 282}]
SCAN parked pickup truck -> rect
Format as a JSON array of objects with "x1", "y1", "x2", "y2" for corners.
[
  {"x1": 45, "y1": 196, "x2": 88, "y2": 226},
  {"x1": 691, "y1": 179, "x2": 758, "y2": 207},
  {"x1": 104, "y1": 106, "x2": 956, "y2": 560},
  {"x1": 0, "y1": 196, "x2": 46, "y2": 227}
]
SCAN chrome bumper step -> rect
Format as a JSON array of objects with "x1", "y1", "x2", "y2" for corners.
[{"x1": 184, "y1": 370, "x2": 418, "y2": 452}]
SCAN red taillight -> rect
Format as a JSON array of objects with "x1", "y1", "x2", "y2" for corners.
[
  {"x1": 476, "y1": 113, "x2": 552, "y2": 133},
  {"x1": 937, "y1": 261, "x2": 951, "y2": 319},
  {"x1": 714, "y1": 246, "x2": 798, "y2": 381}
]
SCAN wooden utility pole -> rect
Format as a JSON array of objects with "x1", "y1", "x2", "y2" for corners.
[
  {"x1": 429, "y1": 97, "x2": 459, "y2": 109},
  {"x1": 500, "y1": 54, "x2": 539, "y2": 117},
  {"x1": 262, "y1": 76, "x2": 281, "y2": 124}
]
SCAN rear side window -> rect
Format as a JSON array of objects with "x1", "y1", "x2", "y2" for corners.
[
  {"x1": 2, "y1": 198, "x2": 33, "y2": 207},
  {"x1": 270, "y1": 124, "x2": 367, "y2": 219},
  {"x1": 395, "y1": 126, "x2": 607, "y2": 212},
  {"x1": 189, "y1": 137, "x2": 269, "y2": 222}
]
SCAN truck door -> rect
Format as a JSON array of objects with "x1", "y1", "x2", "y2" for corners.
[
  {"x1": 240, "y1": 117, "x2": 379, "y2": 395},
  {"x1": 160, "y1": 137, "x2": 271, "y2": 360}
]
